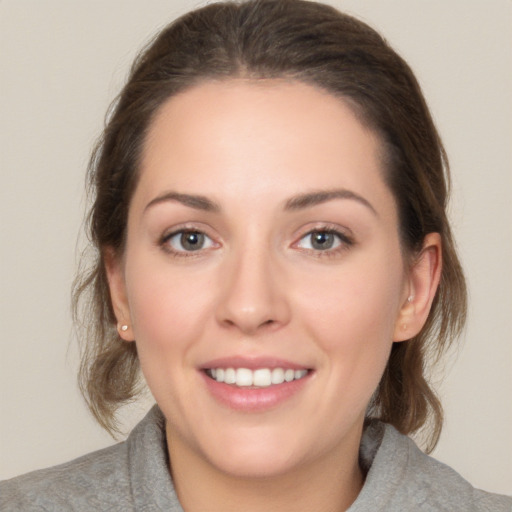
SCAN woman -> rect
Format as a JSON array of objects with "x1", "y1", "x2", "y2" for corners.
[{"x1": 1, "y1": 0, "x2": 510, "y2": 510}]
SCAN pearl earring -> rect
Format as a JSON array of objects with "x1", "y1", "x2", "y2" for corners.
[
  {"x1": 118, "y1": 324, "x2": 128, "y2": 332},
  {"x1": 407, "y1": 295, "x2": 414, "y2": 303}
]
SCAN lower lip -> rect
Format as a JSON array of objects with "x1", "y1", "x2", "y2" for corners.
[{"x1": 201, "y1": 371, "x2": 312, "y2": 412}]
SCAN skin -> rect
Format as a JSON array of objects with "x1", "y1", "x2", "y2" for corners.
[{"x1": 107, "y1": 80, "x2": 441, "y2": 512}]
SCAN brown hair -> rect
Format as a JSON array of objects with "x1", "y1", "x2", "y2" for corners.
[{"x1": 74, "y1": 0, "x2": 466, "y2": 451}]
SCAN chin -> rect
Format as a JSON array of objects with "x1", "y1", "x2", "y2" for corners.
[
  {"x1": 187, "y1": 421, "x2": 305, "y2": 479},
  {"x1": 210, "y1": 448, "x2": 301, "y2": 479}
]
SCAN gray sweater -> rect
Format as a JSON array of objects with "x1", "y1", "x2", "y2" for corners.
[{"x1": 1, "y1": 406, "x2": 510, "y2": 511}]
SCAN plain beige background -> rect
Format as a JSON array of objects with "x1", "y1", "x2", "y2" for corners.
[{"x1": 1, "y1": 0, "x2": 511, "y2": 495}]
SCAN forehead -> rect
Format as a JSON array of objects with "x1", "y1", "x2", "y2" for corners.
[{"x1": 135, "y1": 79, "x2": 394, "y2": 217}]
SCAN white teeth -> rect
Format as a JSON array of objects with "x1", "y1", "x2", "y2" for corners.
[
  {"x1": 236, "y1": 368, "x2": 253, "y2": 387},
  {"x1": 271, "y1": 368, "x2": 285, "y2": 385},
  {"x1": 295, "y1": 369, "x2": 307, "y2": 380},
  {"x1": 224, "y1": 367, "x2": 236, "y2": 384},
  {"x1": 208, "y1": 367, "x2": 308, "y2": 387},
  {"x1": 253, "y1": 369, "x2": 272, "y2": 387}
]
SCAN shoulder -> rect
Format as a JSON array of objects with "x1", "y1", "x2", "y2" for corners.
[
  {"x1": 392, "y1": 429, "x2": 511, "y2": 511},
  {"x1": 0, "y1": 441, "x2": 132, "y2": 511},
  {"x1": 352, "y1": 421, "x2": 512, "y2": 512},
  {"x1": 0, "y1": 405, "x2": 181, "y2": 512}
]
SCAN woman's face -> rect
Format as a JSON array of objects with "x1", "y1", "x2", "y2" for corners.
[{"x1": 109, "y1": 80, "x2": 416, "y2": 478}]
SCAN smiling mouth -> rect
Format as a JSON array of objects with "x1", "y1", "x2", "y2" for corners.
[{"x1": 205, "y1": 367, "x2": 310, "y2": 388}]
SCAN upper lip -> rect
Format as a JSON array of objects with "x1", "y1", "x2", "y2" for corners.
[{"x1": 199, "y1": 356, "x2": 311, "y2": 371}]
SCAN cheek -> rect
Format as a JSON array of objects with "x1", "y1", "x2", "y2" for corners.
[
  {"x1": 294, "y1": 253, "x2": 404, "y2": 389},
  {"x1": 297, "y1": 266, "x2": 402, "y2": 346},
  {"x1": 123, "y1": 261, "x2": 220, "y2": 413},
  {"x1": 123, "y1": 256, "x2": 215, "y2": 372}
]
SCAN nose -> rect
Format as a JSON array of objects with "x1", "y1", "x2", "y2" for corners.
[{"x1": 215, "y1": 247, "x2": 291, "y2": 335}]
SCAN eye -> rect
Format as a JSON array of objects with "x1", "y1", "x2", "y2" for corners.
[
  {"x1": 296, "y1": 229, "x2": 348, "y2": 251},
  {"x1": 164, "y1": 230, "x2": 215, "y2": 253}
]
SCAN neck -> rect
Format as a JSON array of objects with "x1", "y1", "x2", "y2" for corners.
[{"x1": 166, "y1": 424, "x2": 365, "y2": 512}]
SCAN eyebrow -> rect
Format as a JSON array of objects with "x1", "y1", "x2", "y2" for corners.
[
  {"x1": 284, "y1": 189, "x2": 378, "y2": 216},
  {"x1": 144, "y1": 191, "x2": 221, "y2": 213},
  {"x1": 144, "y1": 188, "x2": 377, "y2": 216}
]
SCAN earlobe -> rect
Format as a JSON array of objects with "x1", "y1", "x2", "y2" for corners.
[
  {"x1": 393, "y1": 233, "x2": 442, "y2": 342},
  {"x1": 104, "y1": 247, "x2": 134, "y2": 342}
]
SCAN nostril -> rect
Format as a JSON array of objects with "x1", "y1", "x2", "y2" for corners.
[
  {"x1": 220, "y1": 316, "x2": 277, "y2": 333},
  {"x1": 256, "y1": 318, "x2": 279, "y2": 332}
]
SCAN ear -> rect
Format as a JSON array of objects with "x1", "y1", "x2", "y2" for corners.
[
  {"x1": 393, "y1": 233, "x2": 442, "y2": 342},
  {"x1": 104, "y1": 247, "x2": 134, "y2": 342}
]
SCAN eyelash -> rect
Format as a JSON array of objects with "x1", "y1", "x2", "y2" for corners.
[
  {"x1": 294, "y1": 227, "x2": 354, "y2": 257},
  {"x1": 159, "y1": 226, "x2": 354, "y2": 258},
  {"x1": 160, "y1": 228, "x2": 217, "y2": 257}
]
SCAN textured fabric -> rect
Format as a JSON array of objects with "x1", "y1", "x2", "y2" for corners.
[
  {"x1": 1, "y1": 406, "x2": 510, "y2": 511},
  {"x1": 0, "y1": 407, "x2": 182, "y2": 512},
  {"x1": 349, "y1": 421, "x2": 512, "y2": 511}
]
